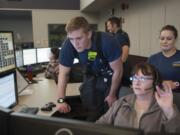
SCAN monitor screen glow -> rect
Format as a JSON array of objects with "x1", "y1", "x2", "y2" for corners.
[
  {"x1": 15, "y1": 50, "x2": 23, "y2": 67},
  {"x1": 22, "y1": 49, "x2": 37, "y2": 66},
  {"x1": 0, "y1": 31, "x2": 16, "y2": 73},
  {"x1": 0, "y1": 72, "x2": 17, "y2": 108},
  {"x1": 37, "y1": 48, "x2": 51, "y2": 63}
]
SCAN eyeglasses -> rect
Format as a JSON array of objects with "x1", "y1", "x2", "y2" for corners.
[{"x1": 130, "y1": 75, "x2": 153, "y2": 82}]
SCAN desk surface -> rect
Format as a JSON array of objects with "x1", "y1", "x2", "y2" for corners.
[{"x1": 14, "y1": 73, "x2": 81, "y2": 116}]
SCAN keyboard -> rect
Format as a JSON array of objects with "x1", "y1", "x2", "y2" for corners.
[{"x1": 19, "y1": 107, "x2": 39, "y2": 114}]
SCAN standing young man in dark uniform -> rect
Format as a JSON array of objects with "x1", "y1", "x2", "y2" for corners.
[
  {"x1": 106, "y1": 17, "x2": 131, "y2": 87},
  {"x1": 106, "y1": 17, "x2": 130, "y2": 63},
  {"x1": 57, "y1": 16, "x2": 123, "y2": 121}
]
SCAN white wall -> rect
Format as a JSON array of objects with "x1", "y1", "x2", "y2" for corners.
[
  {"x1": 32, "y1": 9, "x2": 98, "y2": 47},
  {"x1": 2, "y1": 0, "x2": 180, "y2": 53},
  {"x1": 98, "y1": 0, "x2": 180, "y2": 57},
  {"x1": 165, "y1": 0, "x2": 180, "y2": 38}
]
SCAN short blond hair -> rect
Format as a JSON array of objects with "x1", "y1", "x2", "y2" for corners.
[{"x1": 65, "y1": 16, "x2": 90, "y2": 33}]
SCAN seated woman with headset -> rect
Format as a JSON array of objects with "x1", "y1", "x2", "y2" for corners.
[{"x1": 96, "y1": 62, "x2": 180, "y2": 133}]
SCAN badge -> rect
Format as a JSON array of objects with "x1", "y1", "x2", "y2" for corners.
[{"x1": 88, "y1": 51, "x2": 97, "y2": 61}]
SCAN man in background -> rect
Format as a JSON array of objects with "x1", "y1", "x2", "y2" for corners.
[
  {"x1": 106, "y1": 17, "x2": 131, "y2": 87},
  {"x1": 106, "y1": 17, "x2": 130, "y2": 62}
]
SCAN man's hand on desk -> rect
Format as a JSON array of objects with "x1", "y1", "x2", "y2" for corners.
[{"x1": 57, "y1": 102, "x2": 71, "y2": 113}]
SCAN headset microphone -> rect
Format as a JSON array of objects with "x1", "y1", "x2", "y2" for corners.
[
  {"x1": 144, "y1": 86, "x2": 154, "y2": 94},
  {"x1": 145, "y1": 86, "x2": 154, "y2": 91}
]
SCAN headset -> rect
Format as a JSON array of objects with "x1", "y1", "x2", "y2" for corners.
[{"x1": 152, "y1": 66, "x2": 162, "y2": 90}]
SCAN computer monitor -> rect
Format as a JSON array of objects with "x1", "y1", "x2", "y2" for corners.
[
  {"x1": 15, "y1": 50, "x2": 23, "y2": 67},
  {"x1": 22, "y1": 49, "x2": 37, "y2": 66},
  {"x1": 0, "y1": 71, "x2": 18, "y2": 108},
  {"x1": 0, "y1": 106, "x2": 12, "y2": 135},
  {"x1": 10, "y1": 112, "x2": 143, "y2": 135},
  {"x1": 37, "y1": 48, "x2": 51, "y2": 63},
  {"x1": 0, "y1": 31, "x2": 16, "y2": 73}
]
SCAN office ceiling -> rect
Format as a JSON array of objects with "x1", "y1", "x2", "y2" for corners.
[
  {"x1": 81, "y1": 0, "x2": 119, "y2": 13},
  {"x1": 0, "y1": 0, "x2": 120, "y2": 19}
]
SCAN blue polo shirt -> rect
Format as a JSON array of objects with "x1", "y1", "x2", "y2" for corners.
[
  {"x1": 115, "y1": 29, "x2": 130, "y2": 48},
  {"x1": 148, "y1": 50, "x2": 180, "y2": 81},
  {"x1": 59, "y1": 32, "x2": 121, "y2": 73}
]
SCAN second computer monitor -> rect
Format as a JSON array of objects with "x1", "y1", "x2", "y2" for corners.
[
  {"x1": 22, "y1": 49, "x2": 37, "y2": 66},
  {"x1": 15, "y1": 50, "x2": 23, "y2": 68},
  {"x1": 0, "y1": 71, "x2": 18, "y2": 108},
  {"x1": 37, "y1": 48, "x2": 51, "y2": 63}
]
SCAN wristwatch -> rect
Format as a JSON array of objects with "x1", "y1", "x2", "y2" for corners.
[
  {"x1": 175, "y1": 81, "x2": 180, "y2": 88},
  {"x1": 57, "y1": 98, "x2": 65, "y2": 103}
]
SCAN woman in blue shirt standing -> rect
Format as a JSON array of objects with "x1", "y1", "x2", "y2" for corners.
[{"x1": 148, "y1": 25, "x2": 180, "y2": 92}]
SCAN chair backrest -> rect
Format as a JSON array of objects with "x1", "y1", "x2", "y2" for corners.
[
  {"x1": 127, "y1": 54, "x2": 148, "y2": 68},
  {"x1": 173, "y1": 92, "x2": 180, "y2": 111},
  {"x1": 121, "y1": 54, "x2": 148, "y2": 86}
]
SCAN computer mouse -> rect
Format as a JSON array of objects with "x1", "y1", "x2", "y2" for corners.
[
  {"x1": 41, "y1": 106, "x2": 52, "y2": 111},
  {"x1": 47, "y1": 102, "x2": 56, "y2": 108}
]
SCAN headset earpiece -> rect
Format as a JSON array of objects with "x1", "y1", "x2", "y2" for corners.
[{"x1": 153, "y1": 69, "x2": 162, "y2": 89}]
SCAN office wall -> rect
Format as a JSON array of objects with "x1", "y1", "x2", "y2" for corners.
[
  {"x1": 98, "y1": 0, "x2": 180, "y2": 57},
  {"x1": 2, "y1": 0, "x2": 180, "y2": 51},
  {"x1": 32, "y1": 10, "x2": 98, "y2": 48},
  {"x1": 0, "y1": 18, "x2": 33, "y2": 43}
]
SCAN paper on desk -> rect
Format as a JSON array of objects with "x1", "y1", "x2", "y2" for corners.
[
  {"x1": 19, "y1": 89, "x2": 34, "y2": 96},
  {"x1": 33, "y1": 77, "x2": 44, "y2": 81}
]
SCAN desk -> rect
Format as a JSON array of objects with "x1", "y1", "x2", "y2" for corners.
[{"x1": 14, "y1": 73, "x2": 81, "y2": 116}]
